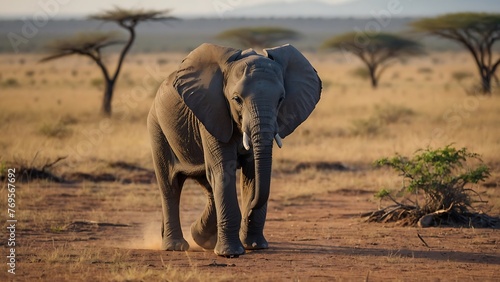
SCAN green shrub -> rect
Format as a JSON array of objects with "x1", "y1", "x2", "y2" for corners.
[{"x1": 366, "y1": 145, "x2": 497, "y2": 227}]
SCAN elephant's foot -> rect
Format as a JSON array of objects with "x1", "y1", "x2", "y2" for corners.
[
  {"x1": 214, "y1": 240, "x2": 245, "y2": 258},
  {"x1": 240, "y1": 233, "x2": 268, "y2": 250},
  {"x1": 190, "y1": 224, "x2": 217, "y2": 250},
  {"x1": 162, "y1": 238, "x2": 190, "y2": 251}
]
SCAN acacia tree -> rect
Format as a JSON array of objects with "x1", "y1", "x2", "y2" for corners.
[
  {"x1": 323, "y1": 32, "x2": 423, "y2": 89},
  {"x1": 216, "y1": 27, "x2": 299, "y2": 49},
  {"x1": 41, "y1": 7, "x2": 175, "y2": 116},
  {"x1": 412, "y1": 13, "x2": 500, "y2": 94}
]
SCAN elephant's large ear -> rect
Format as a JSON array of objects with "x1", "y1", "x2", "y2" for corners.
[
  {"x1": 264, "y1": 44, "x2": 322, "y2": 138},
  {"x1": 173, "y1": 43, "x2": 242, "y2": 142}
]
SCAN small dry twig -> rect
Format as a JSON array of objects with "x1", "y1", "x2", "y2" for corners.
[
  {"x1": 41, "y1": 156, "x2": 67, "y2": 171},
  {"x1": 417, "y1": 232, "x2": 430, "y2": 248}
]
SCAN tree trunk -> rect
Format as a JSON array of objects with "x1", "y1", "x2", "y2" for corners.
[
  {"x1": 480, "y1": 72, "x2": 492, "y2": 95},
  {"x1": 101, "y1": 80, "x2": 115, "y2": 117},
  {"x1": 369, "y1": 67, "x2": 378, "y2": 89}
]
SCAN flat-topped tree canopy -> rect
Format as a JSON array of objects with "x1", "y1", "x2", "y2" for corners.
[
  {"x1": 89, "y1": 6, "x2": 177, "y2": 28},
  {"x1": 412, "y1": 13, "x2": 500, "y2": 94},
  {"x1": 323, "y1": 32, "x2": 423, "y2": 88},
  {"x1": 412, "y1": 13, "x2": 500, "y2": 35},
  {"x1": 217, "y1": 27, "x2": 300, "y2": 49},
  {"x1": 323, "y1": 32, "x2": 423, "y2": 58}
]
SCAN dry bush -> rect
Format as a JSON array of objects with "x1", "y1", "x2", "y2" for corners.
[{"x1": 0, "y1": 155, "x2": 67, "y2": 183}]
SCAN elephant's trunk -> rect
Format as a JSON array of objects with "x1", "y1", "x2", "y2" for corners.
[
  {"x1": 250, "y1": 142, "x2": 273, "y2": 212},
  {"x1": 248, "y1": 104, "x2": 275, "y2": 213}
]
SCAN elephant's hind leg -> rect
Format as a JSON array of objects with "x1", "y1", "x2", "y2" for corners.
[
  {"x1": 190, "y1": 177, "x2": 218, "y2": 250},
  {"x1": 148, "y1": 109, "x2": 189, "y2": 251}
]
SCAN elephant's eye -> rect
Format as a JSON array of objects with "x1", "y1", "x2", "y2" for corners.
[{"x1": 232, "y1": 96, "x2": 243, "y2": 105}]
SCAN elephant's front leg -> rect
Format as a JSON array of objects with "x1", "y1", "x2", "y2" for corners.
[
  {"x1": 203, "y1": 135, "x2": 245, "y2": 257},
  {"x1": 239, "y1": 155, "x2": 269, "y2": 250}
]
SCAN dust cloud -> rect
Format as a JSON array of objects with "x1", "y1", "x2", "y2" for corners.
[{"x1": 124, "y1": 222, "x2": 203, "y2": 251}]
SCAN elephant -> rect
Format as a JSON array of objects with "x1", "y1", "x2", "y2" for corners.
[{"x1": 147, "y1": 43, "x2": 321, "y2": 257}]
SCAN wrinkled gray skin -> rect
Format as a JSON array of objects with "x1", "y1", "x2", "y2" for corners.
[{"x1": 148, "y1": 43, "x2": 321, "y2": 257}]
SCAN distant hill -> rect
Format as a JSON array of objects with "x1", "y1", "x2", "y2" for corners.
[{"x1": 225, "y1": 0, "x2": 500, "y2": 18}]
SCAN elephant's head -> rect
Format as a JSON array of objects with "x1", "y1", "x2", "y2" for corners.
[{"x1": 174, "y1": 43, "x2": 321, "y2": 211}]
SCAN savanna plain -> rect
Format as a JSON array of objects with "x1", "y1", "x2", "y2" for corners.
[{"x1": 1, "y1": 51, "x2": 499, "y2": 281}]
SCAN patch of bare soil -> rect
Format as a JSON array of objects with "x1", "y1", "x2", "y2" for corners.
[{"x1": 1, "y1": 173, "x2": 499, "y2": 281}]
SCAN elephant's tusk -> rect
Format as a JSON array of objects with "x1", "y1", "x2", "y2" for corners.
[
  {"x1": 274, "y1": 133, "x2": 283, "y2": 148},
  {"x1": 243, "y1": 132, "x2": 251, "y2": 150}
]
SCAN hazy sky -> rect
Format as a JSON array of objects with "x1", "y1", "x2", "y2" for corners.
[{"x1": 1, "y1": 0, "x2": 351, "y2": 17}]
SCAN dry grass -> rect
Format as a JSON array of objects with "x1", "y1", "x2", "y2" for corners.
[
  {"x1": 1, "y1": 52, "x2": 499, "y2": 165},
  {"x1": 21, "y1": 244, "x2": 223, "y2": 281}
]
